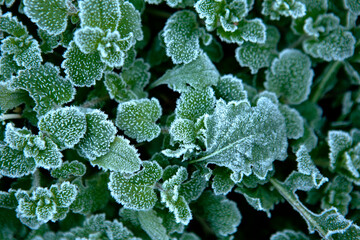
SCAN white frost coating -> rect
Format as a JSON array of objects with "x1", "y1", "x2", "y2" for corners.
[
  {"x1": 23, "y1": 0, "x2": 69, "y2": 35},
  {"x1": 262, "y1": 0, "x2": 306, "y2": 20},
  {"x1": 116, "y1": 98, "x2": 162, "y2": 142}
]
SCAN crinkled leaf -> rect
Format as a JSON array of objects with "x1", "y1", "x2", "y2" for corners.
[
  {"x1": 0, "y1": 81, "x2": 30, "y2": 111},
  {"x1": 270, "y1": 229, "x2": 310, "y2": 240},
  {"x1": 77, "y1": 109, "x2": 117, "y2": 160},
  {"x1": 235, "y1": 26, "x2": 280, "y2": 74},
  {"x1": 91, "y1": 136, "x2": 142, "y2": 173},
  {"x1": 262, "y1": 0, "x2": 306, "y2": 20},
  {"x1": 138, "y1": 210, "x2": 169, "y2": 240},
  {"x1": 212, "y1": 167, "x2": 235, "y2": 195},
  {"x1": 74, "y1": 27, "x2": 104, "y2": 54},
  {"x1": 0, "y1": 145, "x2": 36, "y2": 178},
  {"x1": 279, "y1": 105, "x2": 304, "y2": 139},
  {"x1": 50, "y1": 182, "x2": 78, "y2": 208},
  {"x1": 328, "y1": 130, "x2": 352, "y2": 170},
  {"x1": 303, "y1": 13, "x2": 340, "y2": 38},
  {"x1": 62, "y1": 41, "x2": 105, "y2": 87},
  {"x1": 265, "y1": 49, "x2": 313, "y2": 104},
  {"x1": 50, "y1": 160, "x2": 86, "y2": 179},
  {"x1": 104, "y1": 72, "x2": 138, "y2": 102},
  {"x1": 0, "y1": 189, "x2": 17, "y2": 209},
  {"x1": 0, "y1": 52, "x2": 23, "y2": 80},
  {"x1": 121, "y1": 58, "x2": 151, "y2": 90},
  {"x1": 0, "y1": 12, "x2": 28, "y2": 37},
  {"x1": 79, "y1": 0, "x2": 120, "y2": 31},
  {"x1": 163, "y1": 10, "x2": 201, "y2": 64},
  {"x1": 169, "y1": 118, "x2": 196, "y2": 145},
  {"x1": 38, "y1": 29, "x2": 60, "y2": 53},
  {"x1": 196, "y1": 191, "x2": 241, "y2": 237},
  {"x1": 214, "y1": 74, "x2": 247, "y2": 102},
  {"x1": 175, "y1": 87, "x2": 216, "y2": 121},
  {"x1": 303, "y1": 28, "x2": 355, "y2": 61},
  {"x1": 2, "y1": 36, "x2": 42, "y2": 69},
  {"x1": 11, "y1": 63, "x2": 75, "y2": 116},
  {"x1": 38, "y1": 107, "x2": 87, "y2": 150},
  {"x1": 109, "y1": 161, "x2": 163, "y2": 210},
  {"x1": 117, "y1": 1, "x2": 143, "y2": 42},
  {"x1": 23, "y1": 0, "x2": 69, "y2": 35},
  {"x1": 116, "y1": 98, "x2": 162, "y2": 142},
  {"x1": 150, "y1": 53, "x2": 219, "y2": 92},
  {"x1": 196, "y1": 97, "x2": 287, "y2": 182},
  {"x1": 344, "y1": 0, "x2": 360, "y2": 15},
  {"x1": 179, "y1": 170, "x2": 207, "y2": 202}
]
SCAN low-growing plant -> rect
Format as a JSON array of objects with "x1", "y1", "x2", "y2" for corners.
[{"x1": 1, "y1": 0, "x2": 360, "y2": 239}]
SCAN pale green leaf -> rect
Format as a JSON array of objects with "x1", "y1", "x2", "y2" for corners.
[
  {"x1": 38, "y1": 107, "x2": 87, "y2": 150},
  {"x1": 117, "y1": 1, "x2": 143, "y2": 42},
  {"x1": 11, "y1": 63, "x2": 75, "y2": 116},
  {"x1": 345, "y1": 0, "x2": 360, "y2": 15},
  {"x1": 50, "y1": 181, "x2": 78, "y2": 208},
  {"x1": 77, "y1": 109, "x2": 117, "y2": 160},
  {"x1": 262, "y1": 0, "x2": 306, "y2": 20},
  {"x1": 265, "y1": 49, "x2": 314, "y2": 104},
  {"x1": 180, "y1": 170, "x2": 207, "y2": 202},
  {"x1": 169, "y1": 118, "x2": 196, "y2": 144},
  {"x1": 91, "y1": 136, "x2": 142, "y2": 173},
  {"x1": 270, "y1": 229, "x2": 310, "y2": 240},
  {"x1": 109, "y1": 161, "x2": 163, "y2": 210},
  {"x1": 138, "y1": 210, "x2": 169, "y2": 240},
  {"x1": 24, "y1": 0, "x2": 69, "y2": 35},
  {"x1": 50, "y1": 160, "x2": 86, "y2": 178},
  {"x1": 0, "y1": 81, "x2": 29, "y2": 111},
  {"x1": 279, "y1": 105, "x2": 304, "y2": 139},
  {"x1": 74, "y1": 27, "x2": 104, "y2": 54},
  {"x1": 303, "y1": 13, "x2": 340, "y2": 38},
  {"x1": 214, "y1": 74, "x2": 247, "y2": 102},
  {"x1": 212, "y1": 167, "x2": 235, "y2": 195},
  {"x1": 116, "y1": 98, "x2": 162, "y2": 142}
]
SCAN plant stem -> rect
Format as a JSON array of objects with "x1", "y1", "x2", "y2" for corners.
[
  {"x1": 310, "y1": 61, "x2": 342, "y2": 103},
  {"x1": 0, "y1": 113, "x2": 22, "y2": 121},
  {"x1": 80, "y1": 96, "x2": 110, "y2": 108},
  {"x1": 288, "y1": 35, "x2": 308, "y2": 49},
  {"x1": 32, "y1": 169, "x2": 41, "y2": 188},
  {"x1": 270, "y1": 178, "x2": 329, "y2": 239}
]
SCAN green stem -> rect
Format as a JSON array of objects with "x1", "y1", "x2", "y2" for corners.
[
  {"x1": 80, "y1": 96, "x2": 110, "y2": 108},
  {"x1": 310, "y1": 61, "x2": 342, "y2": 103},
  {"x1": 270, "y1": 178, "x2": 329, "y2": 239},
  {"x1": 32, "y1": 169, "x2": 41, "y2": 188},
  {"x1": 0, "y1": 113, "x2": 22, "y2": 121}
]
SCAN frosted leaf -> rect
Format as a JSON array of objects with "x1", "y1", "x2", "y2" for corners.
[
  {"x1": 1, "y1": 36, "x2": 42, "y2": 69},
  {"x1": 217, "y1": 18, "x2": 266, "y2": 44},
  {"x1": 104, "y1": 72, "x2": 138, "y2": 102},
  {"x1": 24, "y1": 134, "x2": 62, "y2": 169},
  {"x1": 77, "y1": 109, "x2": 117, "y2": 160},
  {"x1": 328, "y1": 130, "x2": 352, "y2": 170},
  {"x1": 0, "y1": 52, "x2": 23, "y2": 80},
  {"x1": 79, "y1": 0, "x2": 120, "y2": 31},
  {"x1": 180, "y1": 170, "x2": 207, "y2": 202},
  {"x1": 235, "y1": 183, "x2": 282, "y2": 217},
  {"x1": 151, "y1": 53, "x2": 219, "y2": 92},
  {"x1": 214, "y1": 74, "x2": 247, "y2": 102},
  {"x1": 321, "y1": 176, "x2": 352, "y2": 215},
  {"x1": 4, "y1": 123, "x2": 32, "y2": 151},
  {"x1": 50, "y1": 160, "x2": 86, "y2": 178},
  {"x1": 279, "y1": 105, "x2": 304, "y2": 139},
  {"x1": 160, "y1": 166, "x2": 192, "y2": 225},
  {"x1": 117, "y1": 1, "x2": 143, "y2": 42},
  {"x1": 194, "y1": 0, "x2": 225, "y2": 31},
  {"x1": 138, "y1": 210, "x2": 169, "y2": 240},
  {"x1": 0, "y1": 81, "x2": 29, "y2": 111},
  {"x1": 62, "y1": 41, "x2": 106, "y2": 87},
  {"x1": 270, "y1": 230, "x2": 310, "y2": 240},
  {"x1": 169, "y1": 118, "x2": 196, "y2": 144},
  {"x1": 198, "y1": 97, "x2": 287, "y2": 182},
  {"x1": 38, "y1": 29, "x2": 60, "y2": 53},
  {"x1": 0, "y1": 12, "x2": 28, "y2": 37},
  {"x1": 265, "y1": 49, "x2": 313, "y2": 104},
  {"x1": 116, "y1": 98, "x2": 162, "y2": 142},
  {"x1": 345, "y1": 0, "x2": 360, "y2": 15},
  {"x1": 262, "y1": 0, "x2": 306, "y2": 20},
  {"x1": 38, "y1": 107, "x2": 87, "y2": 150},
  {"x1": 235, "y1": 26, "x2": 280, "y2": 74},
  {"x1": 196, "y1": 191, "x2": 241, "y2": 237},
  {"x1": 0, "y1": 189, "x2": 17, "y2": 209},
  {"x1": 0, "y1": 145, "x2": 36, "y2": 178},
  {"x1": 212, "y1": 167, "x2": 235, "y2": 195},
  {"x1": 33, "y1": 188, "x2": 56, "y2": 222},
  {"x1": 108, "y1": 161, "x2": 163, "y2": 210},
  {"x1": 175, "y1": 87, "x2": 215, "y2": 121},
  {"x1": 91, "y1": 136, "x2": 142, "y2": 173},
  {"x1": 303, "y1": 28, "x2": 355, "y2": 61},
  {"x1": 303, "y1": 14, "x2": 340, "y2": 38},
  {"x1": 11, "y1": 63, "x2": 75, "y2": 116},
  {"x1": 163, "y1": 10, "x2": 201, "y2": 64},
  {"x1": 180, "y1": 232, "x2": 201, "y2": 240},
  {"x1": 74, "y1": 27, "x2": 104, "y2": 54},
  {"x1": 121, "y1": 59, "x2": 151, "y2": 90},
  {"x1": 23, "y1": 0, "x2": 69, "y2": 35},
  {"x1": 50, "y1": 182, "x2": 78, "y2": 208}
]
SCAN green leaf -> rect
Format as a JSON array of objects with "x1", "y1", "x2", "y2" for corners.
[
  {"x1": 38, "y1": 29, "x2": 60, "y2": 53},
  {"x1": 214, "y1": 74, "x2": 248, "y2": 102},
  {"x1": 79, "y1": 0, "x2": 120, "y2": 31},
  {"x1": 0, "y1": 12, "x2": 28, "y2": 37},
  {"x1": 163, "y1": 10, "x2": 202, "y2": 64},
  {"x1": 109, "y1": 161, "x2": 163, "y2": 210},
  {"x1": 279, "y1": 105, "x2": 304, "y2": 140},
  {"x1": 77, "y1": 109, "x2": 117, "y2": 160},
  {"x1": 104, "y1": 72, "x2": 139, "y2": 102},
  {"x1": 262, "y1": 0, "x2": 306, "y2": 20},
  {"x1": 0, "y1": 145, "x2": 36, "y2": 178},
  {"x1": 270, "y1": 229, "x2": 310, "y2": 240},
  {"x1": 0, "y1": 81, "x2": 30, "y2": 111},
  {"x1": 196, "y1": 191, "x2": 241, "y2": 237},
  {"x1": 91, "y1": 136, "x2": 142, "y2": 173},
  {"x1": 1, "y1": 36, "x2": 42, "y2": 69},
  {"x1": 0, "y1": 52, "x2": 23, "y2": 80},
  {"x1": 38, "y1": 107, "x2": 87, "y2": 150},
  {"x1": 0, "y1": 189, "x2": 17, "y2": 209},
  {"x1": 62, "y1": 41, "x2": 106, "y2": 87},
  {"x1": 175, "y1": 87, "x2": 216, "y2": 121},
  {"x1": 169, "y1": 118, "x2": 196, "y2": 144},
  {"x1": 50, "y1": 181, "x2": 78, "y2": 208},
  {"x1": 74, "y1": 27, "x2": 104, "y2": 54},
  {"x1": 179, "y1": 170, "x2": 207, "y2": 202},
  {"x1": 303, "y1": 28, "x2": 356, "y2": 61},
  {"x1": 303, "y1": 13, "x2": 340, "y2": 38},
  {"x1": 150, "y1": 53, "x2": 220, "y2": 92},
  {"x1": 212, "y1": 167, "x2": 235, "y2": 195},
  {"x1": 117, "y1": 1, "x2": 143, "y2": 42},
  {"x1": 265, "y1": 49, "x2": 314, "y2": 104},
  {"x1": 11, "y1": 63, "x2": 75, "y2": 116},
  {"x1": 116, "y1": 98, "x2": 162, "y2": 142},
  {"x1": 121, "y1": 58, "x2": 151, "y2": 91},
  {"x1": 50, "y1": 160, "x2": 86, "y2": 179},
  {"x1": 138, "y1": 210, "x2": 169, "y2": 240},
  {"x1": 235, "y1": 25, "x2": 280, "y2": 74},
  {"x1": 344, "y1": 0, "x2": 360, "y2": 15},
  {"x1": 23, "y1": 0, "x2": 69, "y2": 35},
  {"x1": 193, "y1": 97, "x2": 287, "y2": 182}
]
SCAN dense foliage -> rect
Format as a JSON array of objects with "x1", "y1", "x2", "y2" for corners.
[{"x1": 1, "y1": 0, "x2": 360, "y2": 239}]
